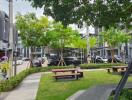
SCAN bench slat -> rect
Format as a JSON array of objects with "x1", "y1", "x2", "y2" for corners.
[{"x1": 53, "y1": 73, "x2": 80, "y2": 77}]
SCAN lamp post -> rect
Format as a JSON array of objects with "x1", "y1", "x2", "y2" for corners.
[
  {"x1": 8, "y1": 0, "x2": 14, "y2": 77},
  {"x1": 14, "y1": 49, "x2": 17, "y2": 75},
  {"x1": 86, "y1": 24, "x2": 89, "y2": 57},
  {"x1": 85, "y1": 23, "x2": 90, "y2": 63}
]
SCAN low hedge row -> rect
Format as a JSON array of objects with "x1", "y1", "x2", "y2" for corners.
[
  {"x1": 79, "y1": 63, "x2": 127, "y2": 69},
  {"x1": 0, "y1": 66, "x2": 74, "y2": 93}
]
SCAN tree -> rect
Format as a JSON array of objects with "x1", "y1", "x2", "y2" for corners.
[
  {"x1": 89, "y1": 36, "x2": 97, "y2": 49},
  {"x1": 15, "y1": 13, "x2": 49, "y2": 67},
  {"x1": 89, "y1": 36, "x2": 97, "y2": 60},
  {"x1": 48, "y1": 22, "x2": 80, "y2": 66},
  {"x1": 25, "y1": 0, "x2": 132, "y2": 29},
  {"x1": 72, "y1": 37, "x2": 87, "y2": 64},
  {"x1": 100, "y1": 27, "x2": 130, "y2": 63}
]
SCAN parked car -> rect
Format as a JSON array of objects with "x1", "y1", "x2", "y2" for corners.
[
  {"x1": 13, "y1": 60, "x2": 23, "y2": 65},
  {"x1": 22, "y1": 57, "x2": 30, "y2": 61},
  {"x1": 95, "y1": 56, "x2": 108, "y2": 63},
  {"x1": 32, "y1": 59, "x2": 42, "y2": 67},
  {"x1": 108, "y1": 55, "x2": 123, "y2": 63},
  {"x1": 37, "y1": 57, "x2": 45, "y2": 64},
  {"x1": 63, "y1": 56, "x2": 80, "y2": 66},
  {"x1": 1, "y1": 56, "x2": 8, "y2": 61},
  {"x1": 48, "y1": 54, "x2": 59, "y2": 66}
]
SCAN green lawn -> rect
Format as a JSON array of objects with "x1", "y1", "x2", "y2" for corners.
[{"x1": 36, "y1": 70, "x2": 132, "y2": 100}]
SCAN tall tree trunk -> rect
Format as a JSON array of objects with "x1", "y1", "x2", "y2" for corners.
[
  {"x1": 110, "y1": 48, "x2": 115, "y2": 63},
  {"x1": 30, "y1": 46, "x2": 35, "y2": 67}
]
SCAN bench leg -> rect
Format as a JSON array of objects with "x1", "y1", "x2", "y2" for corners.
[
  {"x1": 107, "y1": 69, "x2": 111, "y2": 73},
  {"x1": 55, "y1": 77, "x2": 58, "y2": 81},
  {"x1": 75, "y1": 75, "x2": 79, "y2": 80}
]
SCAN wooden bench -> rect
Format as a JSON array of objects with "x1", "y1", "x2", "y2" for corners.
[
  {"x1": 112, "y1": 66, "x2": 127, "y2": 73},
  {"x1": 53, "y1": 73, "x2": 80, "y2": 80},
  {"x1": 106, "y1": 66, "x2": 128, "y2": 75}
]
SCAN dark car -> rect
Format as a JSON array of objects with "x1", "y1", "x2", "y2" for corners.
[
  {"x1": 48, "y1": 54, "x2": 59, "y2": 66},
  {"x1": 108, "y1": 55, "x2": 123, "y2": 63},
  {"x1": 32, "y1": 59, "x2": 42, "y2": 67},
  {"x1": 63, "y1": 56, "x2": 80, "y2": 66}
]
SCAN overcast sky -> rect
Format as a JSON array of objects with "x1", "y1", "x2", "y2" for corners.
[
  {"x1": 1, "y1": 0, "x2": 43, "y2": 20},
  {"x1": 0, "y1": 0, "x2": 94, "y2": 34}
]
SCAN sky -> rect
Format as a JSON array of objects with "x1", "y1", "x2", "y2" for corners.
[
  {"x1": 0, "y1": 0, "x2": 95, "y2": 34},
  {"x1": 1, "y1": 0, "x2": 44, "y2": 20}
]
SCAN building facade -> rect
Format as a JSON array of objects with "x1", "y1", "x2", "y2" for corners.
[{"x1": 0, "y1": 11, "x2": 18, "y2": 59}]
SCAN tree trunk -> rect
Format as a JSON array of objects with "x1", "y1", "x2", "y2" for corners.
[
  {"x1": 110, "y1": 48, "x2": 115, "y2": 63},
  {"x1": 58, "y1": 48, "x2": 66, "y2": 66},
  {"x1": 30, "y1": 46, "x2": 35, "y2": 67}
]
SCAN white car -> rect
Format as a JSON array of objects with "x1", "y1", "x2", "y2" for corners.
[
  {"x1": 17, "y1": 60, "x2": 23, "y2": 64},
  {"x1": 13, "y1": 60, "x2": 23, "y2": 65},
  {"x1": 22, "y1": 57, "x2": 30, "y2": 61},
  {"x1": 96, "y1": 56, "x2": 108, "y2": 63}
]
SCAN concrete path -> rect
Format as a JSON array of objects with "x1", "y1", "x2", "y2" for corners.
[
  {"x1": 0, "y1": 73, "x2": 42, "y2": 100},
  {"x1": 67, "y1": 82, "x2": 132, "y2": 100},
  {"x1": 15, "y1": 61, "x2": 30, "y2": 74}
]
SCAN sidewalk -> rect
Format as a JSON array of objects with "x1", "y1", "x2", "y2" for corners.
[
  {"x1": 67, "y1": 82, "x2": 132, "y2": 100},
  {"x1": 15, "y1": 61, "x2": 30, "y2": 74},
  {"x1": 0, "y1": 73, "x2": 42, "y2": 100}
]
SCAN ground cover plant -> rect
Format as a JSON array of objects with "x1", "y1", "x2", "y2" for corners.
[{"x1": 36, "y1": 70, "x2": 132, "y2": 100}]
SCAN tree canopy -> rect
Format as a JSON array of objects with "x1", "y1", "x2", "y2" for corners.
[
  {"x1": 47, "y1": 22, "x2": 80, "y2": 49},
  {"x1": 100, "y1": 27, "x2": 130, "y2": 48},
  {"x1": 15, "y1": 13, "x2": 49, "y2": 47},
  {"x1": 100, "y1": 27, "x2": 130, "y2": 62},
  {"x1": 25, "y1": 0, "x2": 132, "y2": 29}
]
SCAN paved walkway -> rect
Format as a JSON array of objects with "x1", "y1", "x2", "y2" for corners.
[
  {"x1": 15, "y1": 61, "x2": 30, "y2": 74},
  {"x1": 0, "y1": 73, "x2": 42, "y2": 100},
  {"x1": 67, "y1": 82, "x2": 132, "y2": 100}
]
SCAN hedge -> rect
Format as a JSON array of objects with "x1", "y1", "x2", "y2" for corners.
[
  {"x1": 79, "y1": 63, "x2": 127, "y2": 69},
  {"x1": 109, "y1": 89, "x2": 132, "y2": 100},
  {"x1": 0, "y1": 66, "x2": 74, "y2": 93}
]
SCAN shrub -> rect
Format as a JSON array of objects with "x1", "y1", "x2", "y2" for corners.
[
  {"x1": 109, "y1": 89, "x2": 132, "y2": 100},
  {"x1": 0, "y1": 62, "x2": 9, "y2": 73},
  {"x1": 79, "y1": 63, "x2": 127, "y2": 69}
]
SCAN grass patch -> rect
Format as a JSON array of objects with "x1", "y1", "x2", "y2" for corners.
[{"x1": 36, "y1": 70, "x2": 132, "y2": 100}]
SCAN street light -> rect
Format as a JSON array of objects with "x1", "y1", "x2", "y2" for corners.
[
  {"x1": 86, "y1": 24, "x2": 89, "y2": 57},
  {"x1": 13, "y1": 50, "x2": 17, "y2": 75},
  {"x1": 8, "y1": 0, "x2": 14, "y2": 77}
]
